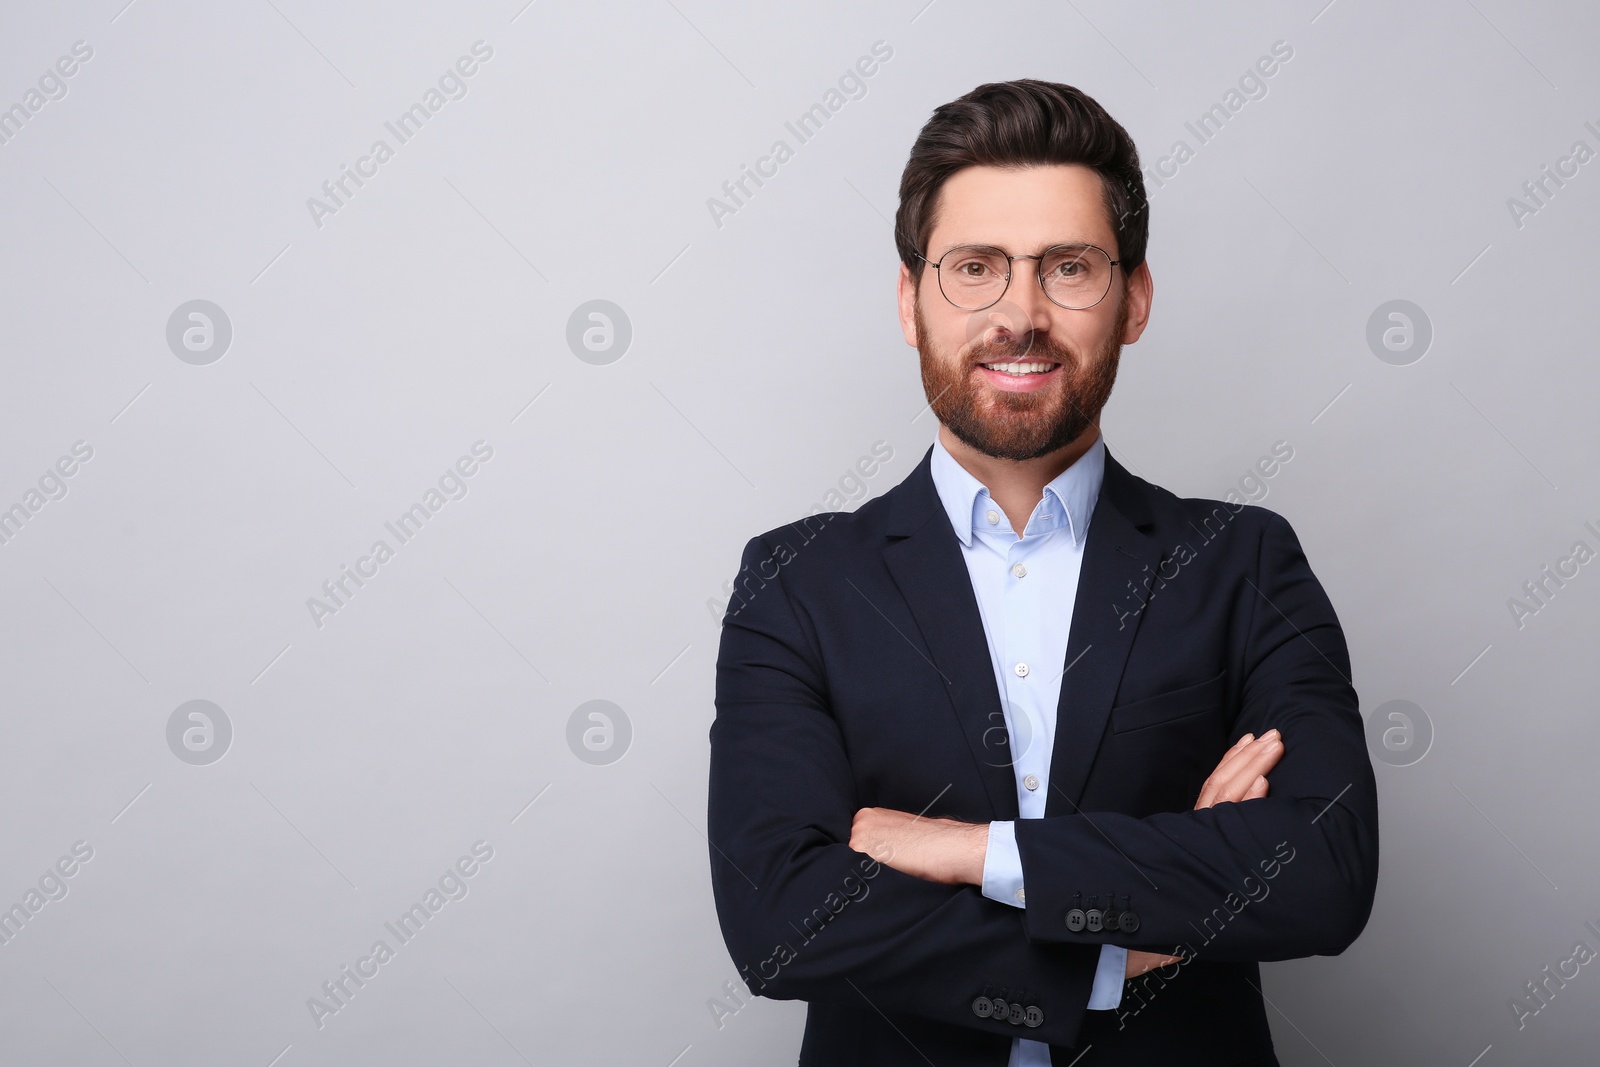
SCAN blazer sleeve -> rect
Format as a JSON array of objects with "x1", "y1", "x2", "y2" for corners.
[
  {"x1": 1012, "y1": 510, "x2": 1380, "y2": 959},
  {"x1": 708, "y1": 533, "x2": 1104, "y2": 1048}
]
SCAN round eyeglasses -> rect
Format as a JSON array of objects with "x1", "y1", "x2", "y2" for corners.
[{"x1": 915, "y1": 243, "x2": 1121, "y2": 311}]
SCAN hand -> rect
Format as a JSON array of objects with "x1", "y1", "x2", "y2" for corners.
[
  {"x1": 1120, "y1": 730, "x2": 1287, "y2": 978},
  {"x1": 1126, "y1": 948, "x2": 1183, "y2": 979},
  {"x1": 849, "y1": 807, "x2": 988, "y2": 886},
  {"x1": 1195, "y1": 729, "x2": 1284, "y2": 809}
]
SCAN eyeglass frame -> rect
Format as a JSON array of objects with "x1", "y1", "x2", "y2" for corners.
[{"x1": 913, "y1": 242, "x2": 1122, "y2": 311}]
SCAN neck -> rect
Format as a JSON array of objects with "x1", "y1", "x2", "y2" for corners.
[{"x1": 938, "y1": 422, "x2": 1100, "y2": 536}]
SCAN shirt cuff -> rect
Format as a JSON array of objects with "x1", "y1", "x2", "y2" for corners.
[
  {"x1": 980, "y1": 821, "x2": 1026, "y2": 907},
  {"x1": 1087, "y1": 945, "x2": 1127, "y2": 1010}
]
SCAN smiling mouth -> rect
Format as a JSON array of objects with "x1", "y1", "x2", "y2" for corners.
[{"x1": 978, "y1": 361, "x2": 1060, "y2": 376}]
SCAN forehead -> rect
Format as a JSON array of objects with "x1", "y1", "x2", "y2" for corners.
[{"x1": 927, "y1": 163, "x2": 1114, "y2": 253}]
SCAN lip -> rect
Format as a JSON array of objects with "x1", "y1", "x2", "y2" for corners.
[{"x1": 976, "y1": 362, "x2": 1061, "y2": 392}]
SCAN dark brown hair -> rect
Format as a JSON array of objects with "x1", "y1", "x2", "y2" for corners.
[{"x1": 895, "y1": 78, "x2": 1148, "y2": 281}]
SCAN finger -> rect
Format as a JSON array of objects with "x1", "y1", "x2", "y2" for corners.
[
  {"x1": 1210, "y1": 742, "x2": 1283, "y2": 805},
  {"x1": 1197, "y1": 733, "x2": 1269, "y2": 807},
  {"x1": 1243, "y1": 774, "x2": 1269, "y2": 801},
  {"x1": 1199, "y1": 735, "x2": 1282, "y2": 808},
  {"x1": 1203, "y1": 731, "x2": 1277, "y2": 793}
]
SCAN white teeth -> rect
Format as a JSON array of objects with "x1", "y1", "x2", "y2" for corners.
[{"x1": 981, "y1": 362, "x2": 1056, "y2": 376}]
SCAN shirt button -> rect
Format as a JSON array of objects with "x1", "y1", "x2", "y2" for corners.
[
  {"x1": 1014, "y1": 662, "x2": 1029, "y2": 677},
  {"x1": 1015, "y1": 887, "x2": 1026, "y2": 904},
  {"x1": 1024, "y1": 774, "x2": 1040, "y2": 791},
  {"x1": 985, "y1": 510, "x2": 1000, "y2": 525},
  {"x1": 1012, "y1": 563, "x2": 1027, "y2": 578}
]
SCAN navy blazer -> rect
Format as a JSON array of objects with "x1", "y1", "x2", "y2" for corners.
[{"x1": 708, "y1": 442, "x2": 1379, "y2": 1066}]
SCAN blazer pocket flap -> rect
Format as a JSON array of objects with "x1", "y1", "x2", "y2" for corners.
[{"x1": 1110, "y1": 669, "x2": 1227, "y2": 734}]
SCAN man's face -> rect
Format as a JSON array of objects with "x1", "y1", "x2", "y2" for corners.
[{"x1": 897, "y1": 163, "x2": 1151, "y2": 461}]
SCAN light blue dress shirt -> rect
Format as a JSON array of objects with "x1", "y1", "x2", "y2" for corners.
[{"x1": 928, "y1": 432, "x2": 1125, "y2": 1066}]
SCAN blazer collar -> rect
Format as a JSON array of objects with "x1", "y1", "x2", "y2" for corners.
[{"x1": 881, "y1": 438, "x2": 1162, "y2": 817}]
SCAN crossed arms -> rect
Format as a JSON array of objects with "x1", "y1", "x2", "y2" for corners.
[{"x1": 707, "y1": 513, "x2": 1379, "y2": 1049}]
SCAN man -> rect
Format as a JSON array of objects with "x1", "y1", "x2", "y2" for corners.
[{"x1": 708, "y1": 79, "x2": 1377, "y2": 1065}]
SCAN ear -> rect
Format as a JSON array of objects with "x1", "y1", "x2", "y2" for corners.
[
  {"x1": 1120, "y1": 260, "x2": 1154, "y2": 345},
  {"x1": 897, "y1": 263, "x2": 920, "y2": 348}
]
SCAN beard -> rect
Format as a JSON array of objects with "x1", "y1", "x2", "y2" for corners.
[{"x1": 915, "y1": 290, "x2": 1128, "y2": 462}]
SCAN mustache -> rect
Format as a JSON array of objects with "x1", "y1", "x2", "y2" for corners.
[{"x1": 966, "y1": 328, "x2": 1074, "y2": 366}]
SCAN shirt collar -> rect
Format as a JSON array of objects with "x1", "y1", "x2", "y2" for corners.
[{"x1": 929, "y1": 432, "x2": 1105, "y2": 548}]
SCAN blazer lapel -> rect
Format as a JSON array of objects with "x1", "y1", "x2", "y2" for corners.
[
  {"x1": 881, "y1": 447, "x2": 1020, "y2": 821},
  {"x1": 1043, "y1": 449, "x2": 1164, "y2": 815}
]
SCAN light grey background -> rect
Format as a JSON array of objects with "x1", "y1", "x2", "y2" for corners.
[{"x1": 1, "y1": 1, "x2": 1596, "y2": 1064}]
